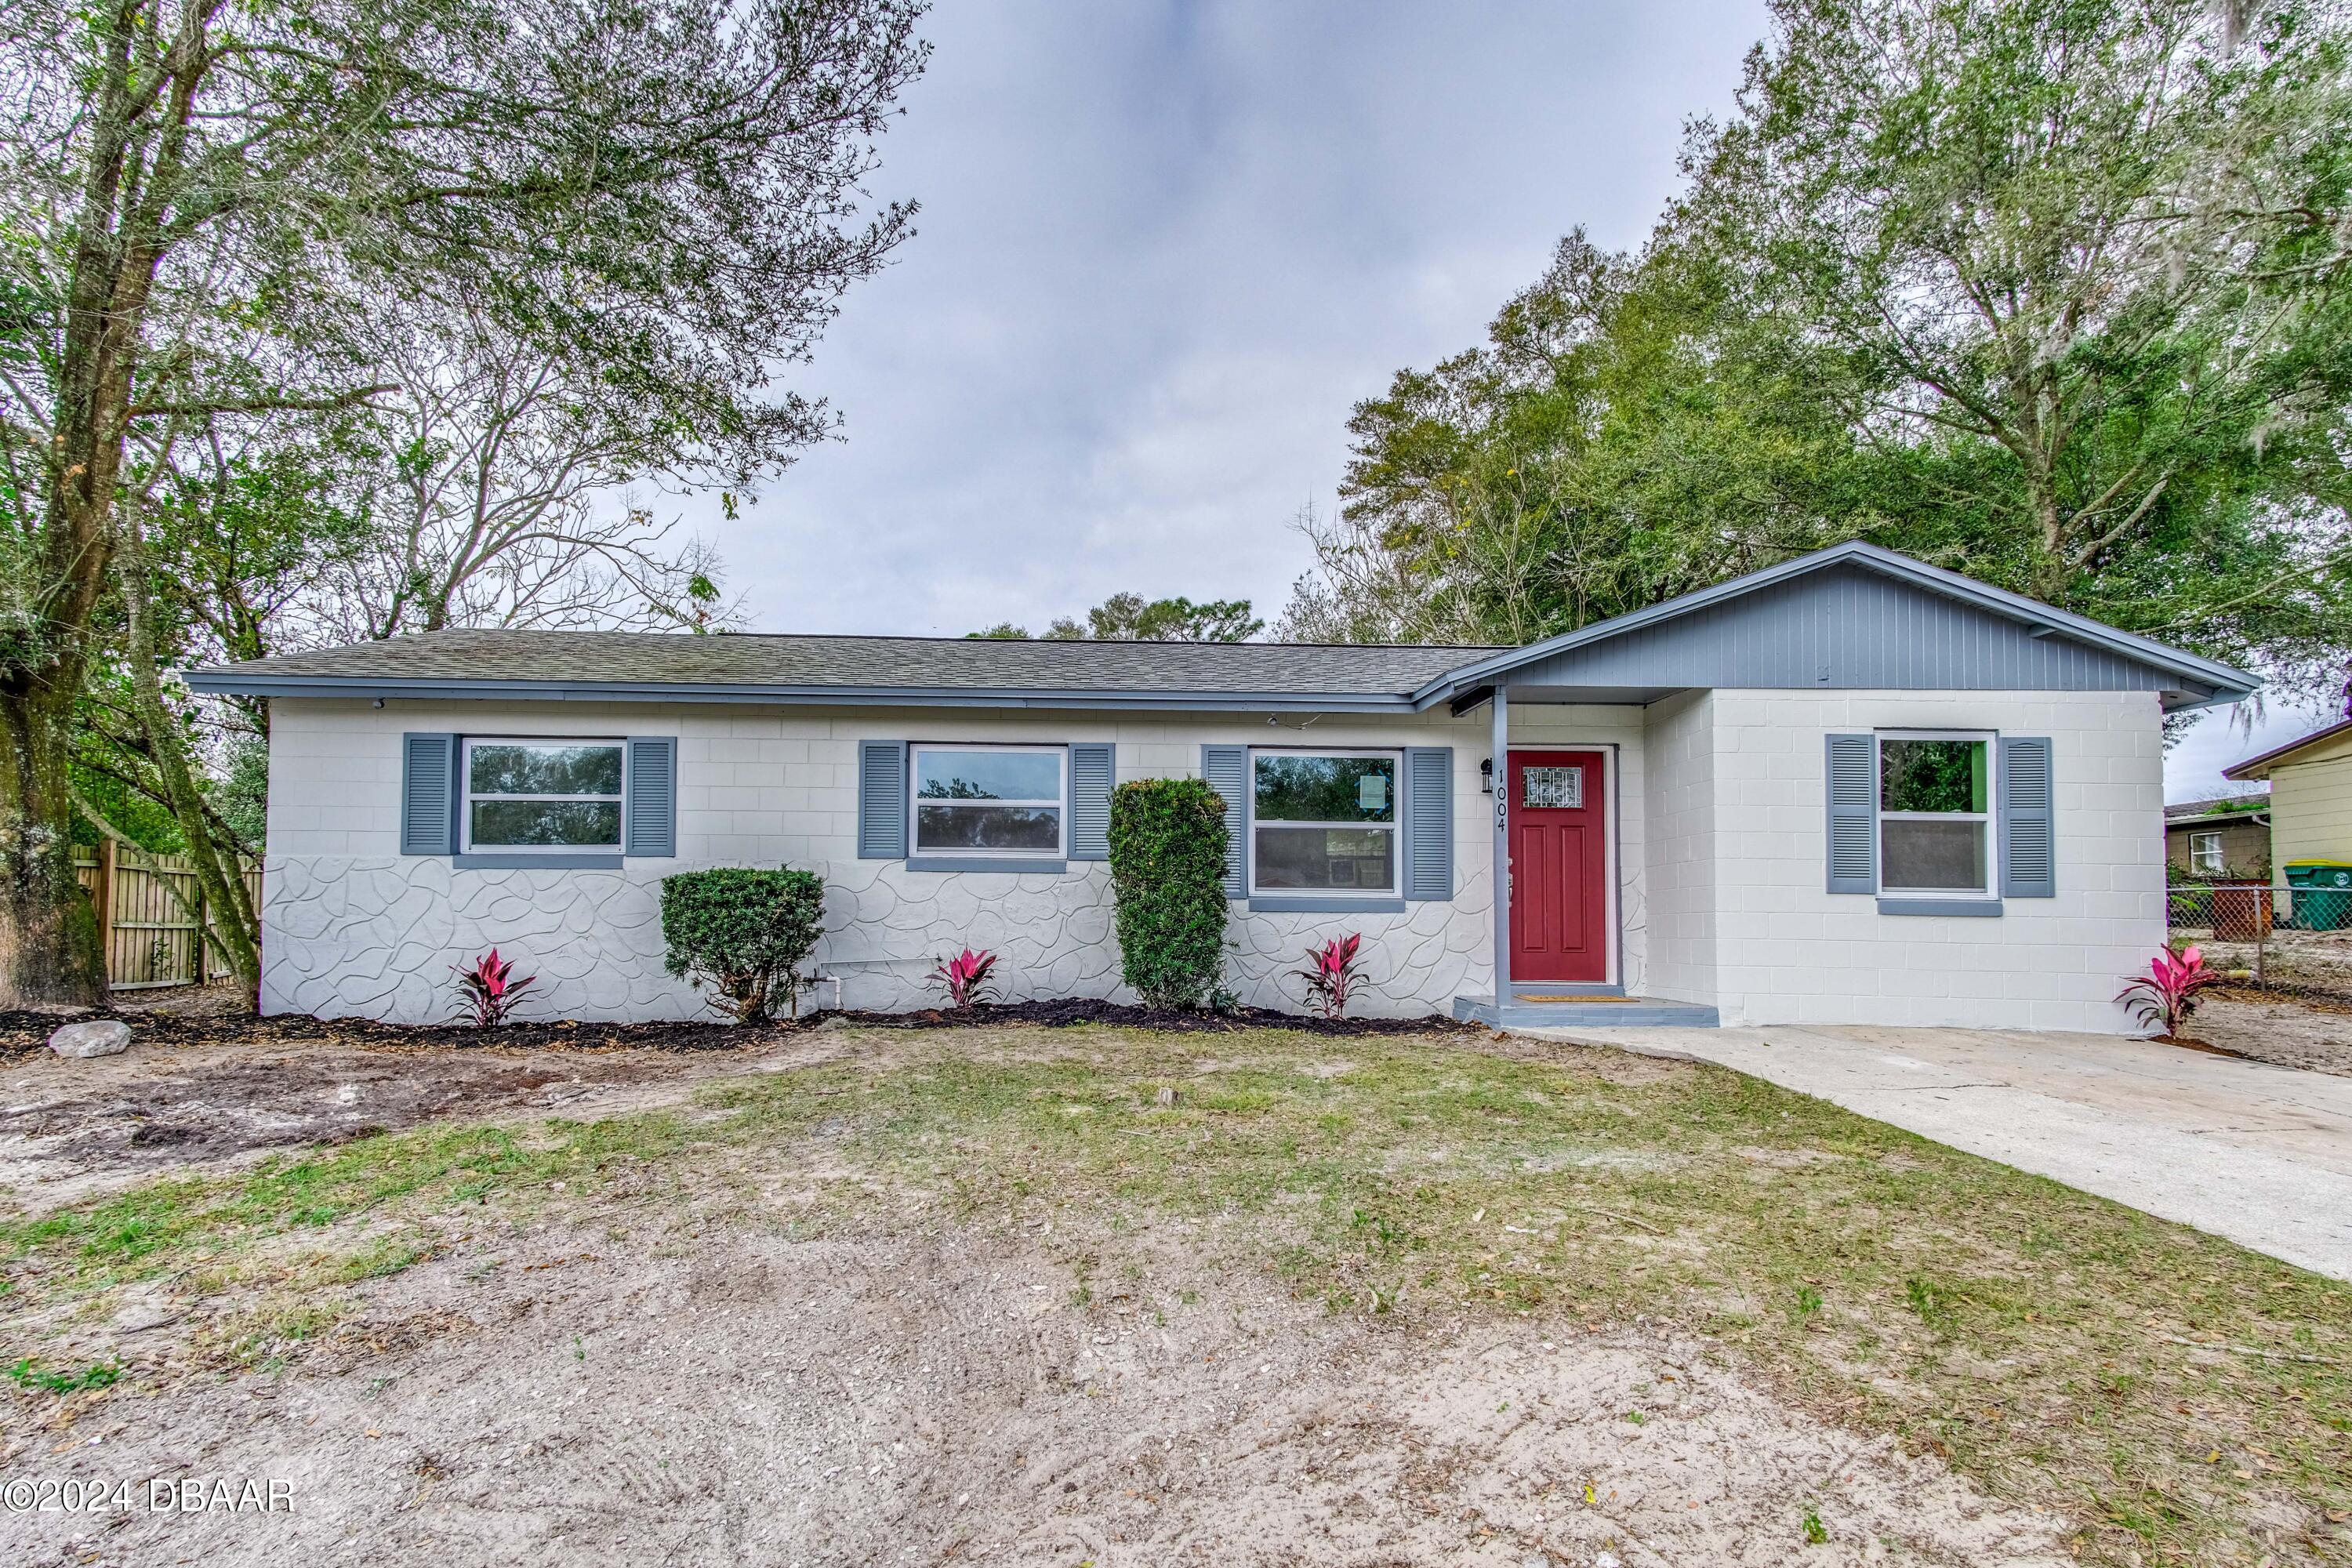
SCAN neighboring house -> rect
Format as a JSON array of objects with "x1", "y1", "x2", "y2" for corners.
[
  {"x1": 2226, "y1": 718, "x2": 2352, "y2": 872},
  {"x1": 187, "y1": 542, "x2": 2255, "y2": 1033},
  {"x1": 2163, "y1": 796, "x2": 2271, "y2": 881}
]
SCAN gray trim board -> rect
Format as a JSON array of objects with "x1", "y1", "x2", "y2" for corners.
[
  {"x1": 186, "y1": 674, "x2": 1432, "y2": 713},
  {"x1": 904, "y1": 857, "x2": 1069, "y2": 875},
  {"x1": 1246, "y1": 896, "x2": 1406, "y2": 913},
  {"x1": 454, "y1": 853, "x2": 624, "y2": 870},
  {"x1": 1878, "y1": 898, "x2": 2004, "y2": 917}
]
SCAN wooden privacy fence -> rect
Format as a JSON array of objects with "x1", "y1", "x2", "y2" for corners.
[{"x1": 72, "y1": 841, "x2": 263, "y2": 990}]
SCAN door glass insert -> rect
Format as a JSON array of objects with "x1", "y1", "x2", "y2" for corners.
[{"x1": 1521, "y1": 765, "x2": 1582, "y2": 809}]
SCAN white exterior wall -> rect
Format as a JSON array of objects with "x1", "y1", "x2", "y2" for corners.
[
  {"x1": 1664, "y1": 689, "x2": 2165, "y2": 1032},
  {"x1": 1639, "y1": 690, "x2": 1719, "y2": 1007},
  {"x1": 260, "y1": 686, "x2": 2164, "y2": 1032},
  {"x1": 260, "y1": 699, "x2": 1519, "y2": 1023}
]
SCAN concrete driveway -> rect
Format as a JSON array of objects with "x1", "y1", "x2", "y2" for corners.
[{"x1": 1531, "y1": 1023, "x2": 2352, "y2": 1281}]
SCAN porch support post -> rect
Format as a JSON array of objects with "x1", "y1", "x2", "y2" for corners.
[{"x1": 1490, "y1": 686, "x2": 1509, "y2": 1003}]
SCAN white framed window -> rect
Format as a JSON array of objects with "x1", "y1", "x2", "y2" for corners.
[
  {"x1": 909, "y1": 744, "x2": 1067, "y2": 857},
  {"x1": 2189, "y1": 831, "x2": 2224, "y2": 876},
  {"x1": 1878, "y1": 731, "x2": 1993, "y2": 898},
  {"x1": 1247, "y1": 749, "x2": 1399, "y2": 896},
  {"x1": 462, "y1": 738, "x2": 626, "y2": 852}
]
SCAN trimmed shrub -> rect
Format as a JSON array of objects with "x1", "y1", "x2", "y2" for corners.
[
  {"x1": 1106, "y1": 777, "x2": 1229, "y2": 1007},
  {"x1": 660, "y1": 867, "x2": 826, "y2": 1023}
]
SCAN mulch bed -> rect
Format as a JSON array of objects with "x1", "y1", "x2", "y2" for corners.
[
  {"x1": 0, "y1": 998, "x2": 1476, "y2": 1060},
  {"x1": 0, "y1": 1009, "x2": 759, "y2": 1060},
  {"x1": 819, "y1": 997, "x2": 1481, "y2": 1036}
]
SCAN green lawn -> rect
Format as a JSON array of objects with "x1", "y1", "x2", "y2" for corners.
[{"x1": 3, "y1": 1025, "x2": 2347, "y2": 1564}]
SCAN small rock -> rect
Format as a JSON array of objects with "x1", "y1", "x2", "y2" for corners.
[
  {"x1": 48, "y1": 1020, "x2": 132, "y2": 1058},
  {"x1": 1154, "y1": 1085, "x2": 1181, "y2": 1107}
]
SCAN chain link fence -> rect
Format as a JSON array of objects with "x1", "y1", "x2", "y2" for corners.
[{"x1": 2167, "y1": 882, "x2": 2352, "y2": 992}]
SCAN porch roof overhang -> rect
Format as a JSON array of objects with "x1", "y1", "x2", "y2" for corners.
[{"x1": 1443, "y1": 683, "x2": 1679, "y2": 715}]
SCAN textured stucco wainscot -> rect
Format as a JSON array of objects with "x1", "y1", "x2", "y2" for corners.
[{"x1": 261, "y1": 854, "x2": 1494, "y2": 1022}]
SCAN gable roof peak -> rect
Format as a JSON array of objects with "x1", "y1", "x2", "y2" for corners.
[{"x1": 1414, "y1": 540, "x2": 2257, "y2": 712}]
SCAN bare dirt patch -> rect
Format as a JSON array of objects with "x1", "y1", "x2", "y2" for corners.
[
  {"x1": 0, "y1": 1033, "x2": 830, "y2": 1217},
  {"x1": 0, "y1": 999, "x2": 1468, "y2": 1218},
  {"x1": 2176, "y1": 990, "x2": 2352, "y2": 1076},
  {"x1": 0, "y1": 1224, "x2": 2066, "y2": 1568},
  {"x1": 0, "y1": 1006, "x2": 765, "y2": 1063}
]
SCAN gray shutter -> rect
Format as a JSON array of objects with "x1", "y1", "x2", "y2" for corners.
[
  {"x1": 624, "y1": 736, "x2": 677, "y2": 857},
  {"x1": 401, "y1": 733, "x2": 457, "y2": 855},
  {"x1": 1999, "y1": 736, "x2": 2056, "y2": 898},
  {"x1": 1403, "y1": 746, "x2": 1454, "y2": 900},
  {"x1": 1069, "y1": 743, "x2": 1113, "y2": 860},
  {"x1": 858, "y1": 740, "x2": 908, "y2": 859},
  {"x1": 1201, "y1": 745, "x2": 1246, "y2": 898},
  {"x1": 1824, "y1": 733, "x2": 1876, "y2": 894}
]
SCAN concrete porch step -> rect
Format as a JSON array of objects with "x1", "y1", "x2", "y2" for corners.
[{"x1": 1453, "y1": 994, "x2": 1722, "y2": 1029}]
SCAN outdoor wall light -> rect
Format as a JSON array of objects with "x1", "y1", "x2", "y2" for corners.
[{"x1": 1480, "y1": 757, "x2": 1494, "y2": 794}]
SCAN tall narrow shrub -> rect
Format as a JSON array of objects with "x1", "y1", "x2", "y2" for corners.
[{"x1": 1106, "y1": 778, "x2": 1230, "y2": 1008}]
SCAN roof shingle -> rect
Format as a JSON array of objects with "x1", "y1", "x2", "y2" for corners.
[{"x1": 188, "y1": 629, "x2": 1504, "y2": 699}]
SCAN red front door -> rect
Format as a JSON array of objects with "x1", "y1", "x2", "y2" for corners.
[{"x1": 1508, "y1": 750, "x2": 1609, "y2": 984}]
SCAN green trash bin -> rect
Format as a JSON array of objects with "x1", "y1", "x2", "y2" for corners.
[{"x1": 2285, "y1": 861, "x2": 2352, "y2": 931}]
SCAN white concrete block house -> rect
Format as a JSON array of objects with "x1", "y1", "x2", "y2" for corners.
[{"x1": 187, "y1": 543, "x2": 2254, "y2": 1032}]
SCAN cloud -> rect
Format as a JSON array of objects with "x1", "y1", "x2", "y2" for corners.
[
  {"x1": 696, "y1": 0, "x2": 1771, "y2": 637},
  {"x1": 2168, "y1": 698, "x2": 2339, "y2": 804}
]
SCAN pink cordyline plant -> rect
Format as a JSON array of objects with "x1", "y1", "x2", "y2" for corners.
[
  {"x1": 928, "y1": 948, "x2": 1000, "y2": 1010},
  {"x1": 453, "y1": 949, "x2": 537, "y2": 1027},
  {"x1": 1294, "y1": 933, "x2": 1364, "y2": 1020},
  {"x1": 2115, "y1": 944, "x2": 2220, "y2": 1038}
]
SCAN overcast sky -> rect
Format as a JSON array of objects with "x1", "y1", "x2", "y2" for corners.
[{"x1": 692, "y1": 0, "x2": 2328, "y2": 801}]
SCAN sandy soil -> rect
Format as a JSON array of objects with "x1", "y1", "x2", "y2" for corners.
[
  {"x1": 0, "y1": 1223, "x2": 2066, "y2": 1568},
  {"x1": 0, "y1": 1031, "x2": 844, "y2": 1217},
  {"x1": 2187, "y1": 991, "x2": 2352, "y2": 1076}
]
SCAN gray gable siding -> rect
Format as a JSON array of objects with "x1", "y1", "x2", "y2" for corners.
[{"x1": 1501, "y1": 565, "x2": 2203, "y2": 699}]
